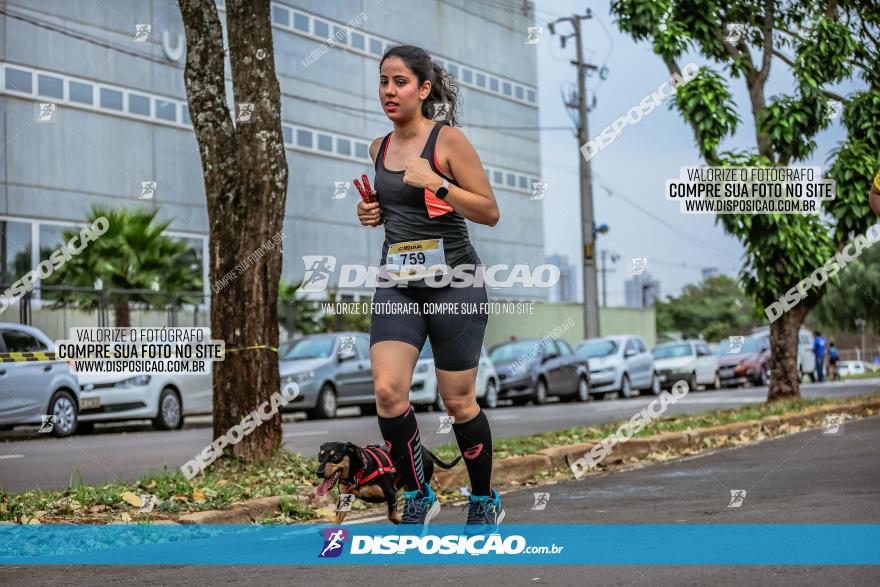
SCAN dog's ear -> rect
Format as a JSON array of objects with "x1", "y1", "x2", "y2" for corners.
[{"x1": 345, "y1": 443, "x2": 363, "y2": 469}]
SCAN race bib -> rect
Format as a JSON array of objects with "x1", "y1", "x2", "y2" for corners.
[{"x1": 386, "y1": 238, "x2": 448, "y2": 281}]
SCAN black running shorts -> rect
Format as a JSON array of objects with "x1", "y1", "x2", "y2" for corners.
[{"x1": 369, "y1": 283, "x2": 489, "y2": 371}]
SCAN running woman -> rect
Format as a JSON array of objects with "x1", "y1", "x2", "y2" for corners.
[{"x1": 356, "y1": 45, "x2": 502, "y2": 528}]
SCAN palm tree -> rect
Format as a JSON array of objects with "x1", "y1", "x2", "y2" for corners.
[{"x1": 45, "y1": 206, "x2": 202, "y2": 327}]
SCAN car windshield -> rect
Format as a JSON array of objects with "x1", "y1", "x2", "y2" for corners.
[
  {"x1": 490, "y1": 341, "x2": 540, "y2": 362},
  {"x1": 715, "y1": 337, "x2": 760, "y2": 355},
  {"x1": 576, "y1": 339, "x2": 618, "y2": 358},
  {"x1": 282, "y1": 336, "x2": 335, "y2": 360},
  {"x1": 653, "y1": 343, "x2": 693, "y2": 359}
]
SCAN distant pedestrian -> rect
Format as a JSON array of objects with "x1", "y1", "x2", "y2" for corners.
[
  {"x1": 813, "y1": 332, "x2": 827, "y2": 382},
  {"x1": 828, "y1": 342, "x2": 839, "y2": 381}
]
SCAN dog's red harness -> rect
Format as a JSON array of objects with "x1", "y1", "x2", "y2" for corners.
[{"x1": 350, "y1": 445, "x2": 397, "y2": 487}]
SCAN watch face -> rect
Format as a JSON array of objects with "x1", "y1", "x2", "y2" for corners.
[{"x1": 436, "y1": 187, "x2": 448, "y2": 199}]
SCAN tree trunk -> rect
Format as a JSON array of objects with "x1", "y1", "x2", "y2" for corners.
[
  {"x1": 179, "y1": 0, "x2": 288, "y2": 462},
  {"x1": 113, "y1": 301, "x2": 130, "y2": 328},
  {"x1": 767, "y1": 305, "x2": 807, "y2": 401}
]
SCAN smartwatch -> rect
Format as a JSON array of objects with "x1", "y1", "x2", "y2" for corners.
[{"x1": 435, "y1": 178, "x2": 450, "y2": 200}]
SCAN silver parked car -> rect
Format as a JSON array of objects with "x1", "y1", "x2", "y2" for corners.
[
  {"x1": 576, "y1": 335, "x2": 658, "y2": 398},
  {"x1": 280, "y1": 332, "x2": 374, "y2": 419},
  {"x1": 0, "y1": 323, "x2": 81, "y2": 437},
  {"x1": 410, "y1": 341, "x2": 499, "y2": 410}
]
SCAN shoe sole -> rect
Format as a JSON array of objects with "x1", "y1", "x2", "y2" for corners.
[{"x1": 424, "y1": 499, "x2": 441, "y2": 525}]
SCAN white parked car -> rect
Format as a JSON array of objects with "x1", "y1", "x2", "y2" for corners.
[
  {"x1": 575, "y1": 335, "x2": 658, "y2": 399},
  {"x1": 77, "y1": 363, "x2": 212, "y2": 432},
  {"x1": 410, "y1": 342, "x2": 499, "y2": 410},
  {"x1": 653, "y1": 340, "x2": 720, "y2": 390},
  {"x1": 0, "y1": 323, "x2": 81, "y2": 437},
  {"x1": 838, "y1": 361, "x2": 866, "y2": 377}
]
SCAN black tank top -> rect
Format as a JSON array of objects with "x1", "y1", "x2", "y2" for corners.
[{"x1": 374, "y1": 122, "x2": 481, "y2": 287}]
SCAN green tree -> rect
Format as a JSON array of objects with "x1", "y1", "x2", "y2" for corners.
[
  {"x1": 277, "y1": 282, "x2": 371, "y2": 338},
  {"x1": 656, "y1": 275, "x2": 758, "y2": 340},
  {"x1": 610, "y1": 0, "x2": 878, "y2": 400},
  {"x1": 811, "y1": 243, "x2": 880, "y2": 332},
  {"x1": 47, "y1": 206, "x2": 202, "y2": 327}
]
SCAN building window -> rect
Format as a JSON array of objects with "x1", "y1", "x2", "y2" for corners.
[
  {"x1": 282, "y1": 125, "x2": 293, "y2": 144},
  {"x1": 527, "y1": 89, "x2": 536, "y2": 103},
  {"x1": 297, "y1": 129, "x2": 313, "y2": 148},
  {"x1": 0, "y1": 220, "x2": 32, "y2": 285},
  {"x1": 155, "y1": 99, "x2": 177, "y2": 122},
  {"x1": 515, "y1": 86, "x2": 524, "y2": 99},
  {"x1": 181, "y1": 104, "x2": 191, "y2": 126},
  {"x1": 502, "y1": 82, "x2": 511, "y2": 96},
  {"x1": 317, "y1": 134, "x2": 333, "y2": 152},
  {"x1": 4, "y1": 67, "x2": 32, "y2": 92},
  {"x1": 493, "y1": 170, "x2": 503, "y2": 184},
  {"x1": 332, "y1": 26, "x2": 347, "y2": 45},
  {"x1": 128, "y1": 93, "x2": 150, "y2": 116},
  {"x1": 369, "y1": 38, "x2": 383, "y2": 55},
  {"x1": 447, "y1": 63, "x2": 458, "y2": 78},
  {"x1": 518, "y1": 176, "x2": 528, "y2": 189},
  {"x1": 351, "y1": 32, "x2": 365, "y2": 50},
  {"x1": 68, "y1": 81, "x2": 93, "y2": 105},
  {"x1": 337, "y1": 138, "x2": 351, "y2": 156},
  {"x1": 462, "y1": 68, "x2": 472, "y2": 83},
  {"x1": 476, "y1": 73, "x2": 486, "y2": 87},
  {"x1": 506, "y1": 173, "x2": 515, "y2": 186},
  {"x1": 293, "y1": 12, "x2": 309, "y2": 32},
  {"x1": 37, "y1": 74, "x2": 63, "y2": 98},
  {"x1": 355, "y1": 142, "x2": 369, "y2": 159},
  {"x1": 489, "y1": 77, "x2": 499, "y2": 92},
  {"x1": 100, "y1": 87, "x2": 123, "y2": 110},
  {"x1": 271, "y1": 5, "x2": 290, "y2": 27},
  {"x1": 313, "y1": 19, "x2": 329, "y2": 38}
]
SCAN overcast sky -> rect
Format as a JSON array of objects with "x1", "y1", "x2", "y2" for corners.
[{"x1": 533, "y1": 0, "x2": 853, "y2": 305}]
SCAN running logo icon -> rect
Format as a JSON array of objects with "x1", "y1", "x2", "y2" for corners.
[
  {"x1": 728, "y1": 489, "x2": 747, "y2": 508},
  {"x1": 824, "y1": 101, "x2": 843, "y2": 121},
  {"x1": 134, "y1": 24, "x2": 151, "y2": 42},
  {"x1": 631, "y1": 257, "x2": 648, "y2": 276},
  {"x1": 140, "y1": 181, "x2": 157, "y2": 200},
  {"x1": 38, "y1": 415, "x2": 56, "y2": 434},
  {"x1": 236, "y1": 103, "x2": 255, "y2": 123},
  {"x1": 823, "y1": 414, "x2": 844, "y2": 435},
  {"x1": 36, "y1": 103, "x2": 56, "y2": 123},
  {"x1": 336, "y1": 494, "x2": 355, "y2": 512},
  {"x1": 531, "y1": 492, "x2": 549, "y2": 510},
  {"x1": 525, "y1": 27, "x2": 543, "y2": 44},
  {"x1": 319, "y1": 528, "x2": 349, "y2": 558},
  {"x1": 437, "y1": 415, "x2": 454, "y2": 434},
  {"x1": 299, "y1": 256, "x2": 337, "y2": 293},
  {"x1": 429, "y1": 101, "x2": 450, "y2": 122},
  {"x1": 727, "y1": 336, "x2": 745, "y2": 353},
  {"x1": 333, "y1": 181, "x2": 349, "y2": 199},
  {"x1": 724, "y1": 23, "x2": 746, "y2": 44},
  {"x1": 531, "y1": 182, "x2": 548, "y2": 201}
]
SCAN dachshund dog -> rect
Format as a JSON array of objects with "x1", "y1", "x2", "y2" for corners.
[{"x1": 315, "y1": 441, "x2": 461, "y2": 524}]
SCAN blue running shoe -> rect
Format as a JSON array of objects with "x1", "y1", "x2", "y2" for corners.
[
  {"x1": 400, "y1": 484, "x2": 441, "y2": 525},
  {"x1": 466, "y1": 488, "x2": 505, "y2": 533}
]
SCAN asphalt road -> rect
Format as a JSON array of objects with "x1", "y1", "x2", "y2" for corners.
[
  {"x1": 4, "y1": 410, "x2": 878, "y2": 584},
  {"x1": 0, "y1": 378, "x2": 878, "y2": 491}
]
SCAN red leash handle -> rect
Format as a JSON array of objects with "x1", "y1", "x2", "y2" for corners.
[{"x1": 354, "y1": 174, "x2": 376, "y2": 203}]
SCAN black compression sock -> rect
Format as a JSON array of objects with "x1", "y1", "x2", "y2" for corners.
[
  {"x1": 452, "y1": 409, "x2": 493, "y2": 496},
  {"x1": 377, "y1": 405, "x2": 426, "y2": 492}
]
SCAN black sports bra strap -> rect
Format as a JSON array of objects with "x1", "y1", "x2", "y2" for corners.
[
  {"x1": 375, "y1": 132, "x2": 392, "y2": 172},
  {"x1": 420, "y1": 121, "x2": 447, "y2": 158}
]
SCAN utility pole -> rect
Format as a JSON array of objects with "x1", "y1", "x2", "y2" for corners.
[
  {"x1": 599, "y1": 250, "x2": 619, "y2": 307},
  {"x1": 550, "y1": 10, "x2": 601, "y2": 339}
]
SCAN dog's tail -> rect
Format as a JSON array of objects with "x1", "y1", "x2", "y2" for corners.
[{"x1": 427, "y1": 449, "x2": 462, "y2": 469}]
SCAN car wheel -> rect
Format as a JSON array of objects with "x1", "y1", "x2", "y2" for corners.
[
  {"x1": 152, "y1": 387, "x2": 183, "y2": 430},
  {"x1": 576, "y1": 376, "x2": 590, "y2": 402},
  {"x1": 650, "y1": 372, "x2": 662, "y2": 395},
  {"x1": 687, "y1": 372, "x2": 697, "y2": 392},
  {"x1": 620, "y1": 374, "x2": 635, "y2": 398},
  {"x1": 532, "y1": 378, "x2": 548, "y2": 405},
  {"x1": 308, "y1": 383, "x2": 338, "y2": 420},
  {"x1": 759, "y1": 366, "x2": 769, "y2": 386},
  {"x1": 48, "y1": 390, "x2": 77, "y2": 438},
  {"x1": 809, "y1": 370, "x2": 817, "y2": 383},
  {"x1": 711, "y1": 372, "x2": 722, "y2": 390},
  {"x1": 511, "y1": 396, "x2": 530, "y2": 406},
  {"x1": 480, "y1": 380, "x2": 499, "y2": 409}
]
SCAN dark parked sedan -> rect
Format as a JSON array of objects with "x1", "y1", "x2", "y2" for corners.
[{"x1": 489, "y1": 338, "x2": 589, "y2": 405}]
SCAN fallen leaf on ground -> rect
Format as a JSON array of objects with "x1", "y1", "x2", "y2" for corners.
[
  {"x1": 120, "y1": 492, "x2": 143, "y2": 507},
  {"x1": 192, "y1": 488, "x2": 207, "y2": 504}
]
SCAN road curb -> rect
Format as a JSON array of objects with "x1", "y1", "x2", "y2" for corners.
[{"x1": 176, "y1": 398, "x2": 879, "y2": 524}]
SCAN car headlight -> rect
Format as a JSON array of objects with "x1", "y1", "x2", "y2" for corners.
[
  {"x1": 415, "y1": 363, "x2": 429, "y2": 373},
  {"x1": 284, "y1": 371, "x2": 314, "y2": 384},
  {"x1": 112, "y1": 375, "x2": 151, "y2": 388}
]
